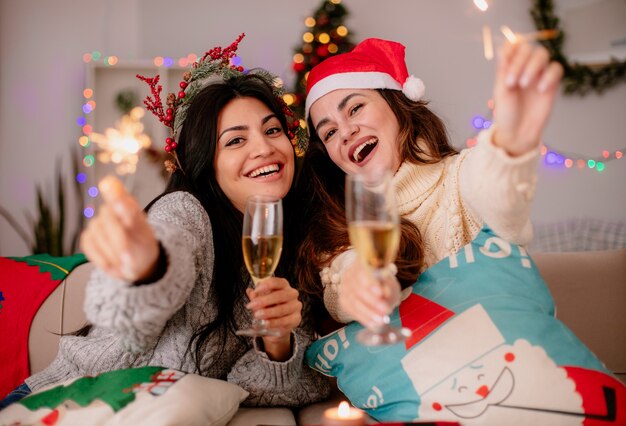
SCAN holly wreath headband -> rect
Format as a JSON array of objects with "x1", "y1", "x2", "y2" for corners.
[{"x1": 137, "y1": 33, "x2": 306, "y2": 173}]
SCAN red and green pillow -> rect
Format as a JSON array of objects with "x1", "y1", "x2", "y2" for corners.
[
  {"x1": 0, "y1": 366, "x2": 248, "y2": 425},
  {"x1": 0, "y1": 254, "x2": 87, "y2": 397}
]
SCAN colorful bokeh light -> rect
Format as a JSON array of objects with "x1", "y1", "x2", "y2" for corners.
[
  {"x1": 83, "y1": 155, "x2": 95, "y2": 167},
  {"x1": 470, "y1": 106, "x2": 624, "y2": 172}
]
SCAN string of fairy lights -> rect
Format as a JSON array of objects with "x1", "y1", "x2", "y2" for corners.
[
  {"x1": 471, "y1": 0, "x2": 624, "y2": 172},
  {"x1": 76, "y1": 51, "x2": 249, "y2": 219},
  {"x1": 466, "y1": 99, "x2": 625, "y2": 172},
  {"x1": 74, "y1": 11, "x2": 623, "y2": 218}
]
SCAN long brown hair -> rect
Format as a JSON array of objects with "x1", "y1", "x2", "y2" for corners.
[
  {"x1": 379, "y1": 90, "x2": 458, "y2": 164},
  {"x1": 147, "y1": 74, "x2": 301, "y2": 374},
  {"x1": 296, "y1": 89, "x2": 458, "y2": 329}
]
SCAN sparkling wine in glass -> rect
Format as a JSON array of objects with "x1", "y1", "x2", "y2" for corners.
[
  {"x1": 346, "y1": 171, "x2": 411, "y2": 345},
  {"x1": 236, "y1": 195, "x2": 283, "y2": 337}
]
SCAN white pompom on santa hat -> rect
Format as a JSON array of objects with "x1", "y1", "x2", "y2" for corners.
[{"x1": 305, "y1": 38, "x2": 425, "y2": 119}]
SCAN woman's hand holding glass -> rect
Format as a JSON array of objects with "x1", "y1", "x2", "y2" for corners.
[
  {"x1": 345, "y1": 171, "x2": 410, "y2": 345},
  {"x1": 80, "y1": 176, "x2": 159, "y2": 282},
  {"x1": 338, "y1": 256, "x2": 401, "y2": 329},
  {"x1": 246, "y1": 277, "x2": 302, "y2": 360}
]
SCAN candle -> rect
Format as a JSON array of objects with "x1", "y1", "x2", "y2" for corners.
[{"x1": 322, "y1": 401, "x2": 365, "y2": 426}]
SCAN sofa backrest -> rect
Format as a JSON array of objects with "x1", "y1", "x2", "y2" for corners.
[
  {"x1": 29, "y1": 262, "x2": 93, "y2": 374},
  {"x1": 531, "y1": 249, "x2": 626, "y2": 384},
  {"x1": 29, "y1": 250, "x2": 626, "y2": 385}
]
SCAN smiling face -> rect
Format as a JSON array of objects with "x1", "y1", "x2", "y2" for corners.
[
  {"x1": 214, "y1": 97, "x2": 294, "y2": 212},
  {"x1": 309, "y1": 89, "x2": 402, "y2": 176}
]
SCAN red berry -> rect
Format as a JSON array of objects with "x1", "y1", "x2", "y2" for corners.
[
  {"x1": 165, "y1": 145, "x2": 172, "y2": 152},
  {"x1": 165, "y1": 114, "x2": 173, "y2": 122},
  {"x1": 237, "y1": 66, "x2": 243, "y2": 72},
  {"x1": 166, "y1": 137, "x2": 173, "y2": 145},
  {"x1": 178, "y1": 90, "x2": 186, "y2": 98},
  {"x1": 179, "y1": 81, "x2": 188, "y2": 89},
  {"x1": 166, "y1": 108, "x2": 173, "y2": 115},
  {"x1": 170, "y1": 142, "x2": 178, "y2": 150}
]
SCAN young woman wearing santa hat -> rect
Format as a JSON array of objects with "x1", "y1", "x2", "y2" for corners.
[{"x1": 295, "y1": 37, "x2": 563, "y2": 331}]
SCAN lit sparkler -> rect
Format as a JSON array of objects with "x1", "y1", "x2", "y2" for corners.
[
  {"x1": 89, "y1": 107, "x2": 151, "y2": 175},
  {"x1": 501, "y1": 26, "x2": 560, "y2": 43},
  {"x1": 483, "y1": 25, "x2": 494, "y2": 60},
  {"x1": 473, "y1": 0, "x2": 488, "y2": 12}
]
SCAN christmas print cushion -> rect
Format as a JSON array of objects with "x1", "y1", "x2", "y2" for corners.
[
  {"x1": 0, "y1": 366, "x2": 248, "y2": 426},
  {"x1": 0, "y1": 254, "x2": 88, "y2": 397},
  {"x1": 305, "y1": 227, "x2": 626, "y2": 425}
]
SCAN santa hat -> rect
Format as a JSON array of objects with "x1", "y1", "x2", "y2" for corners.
[{"x1": 305, "y1": 38, "x2": 425, "y2": 119}]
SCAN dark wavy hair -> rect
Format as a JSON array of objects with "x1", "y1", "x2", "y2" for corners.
[
  {"x1": 296, "y1": 89, "x2": 458, "y2": 333},
  {"x1": 145, "y1": 73, "x2": 300, "y2": 374}
]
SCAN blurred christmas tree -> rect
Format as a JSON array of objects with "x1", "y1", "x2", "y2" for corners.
[{"x1": 287, "y1": 0, "x2": 355, "y2": 121}]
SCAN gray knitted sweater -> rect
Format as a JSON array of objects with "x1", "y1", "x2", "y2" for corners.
[{"x1": 25, "y1": 191, "x2": 330, "y2": 407}]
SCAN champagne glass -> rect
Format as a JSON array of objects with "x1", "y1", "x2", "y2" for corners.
[
  {"x1": 346, "y1": 171, "x2": 411, "y2": 345},
  {"x1": 236, "y1": 195, "x2": 283, "y2": 337}
]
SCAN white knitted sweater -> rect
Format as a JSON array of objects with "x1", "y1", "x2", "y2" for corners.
[{"x1": 322, "y1": 128, "x2": 540, "y2": 322}]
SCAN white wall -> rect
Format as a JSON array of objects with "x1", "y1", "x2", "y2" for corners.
[{"x1": 1, "y1": 0, "x2": 625, "y2": 256}]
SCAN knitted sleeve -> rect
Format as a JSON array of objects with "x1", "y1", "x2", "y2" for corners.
[
  {"x1": 84, "y1": 192, "x2": 211, "y2": 352},
  {"x1": 227, "y1": 292, "x2": 332, "y2": 407},
  {"x1": 227, "y1": 330, "x2": 331, "y2": 407},
  {"x1": 320, "y1": 250, "x2": 358, "y2": 323},
  {"x1": 459, "y1": 127, "x2": 540, "y2": 245}
]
